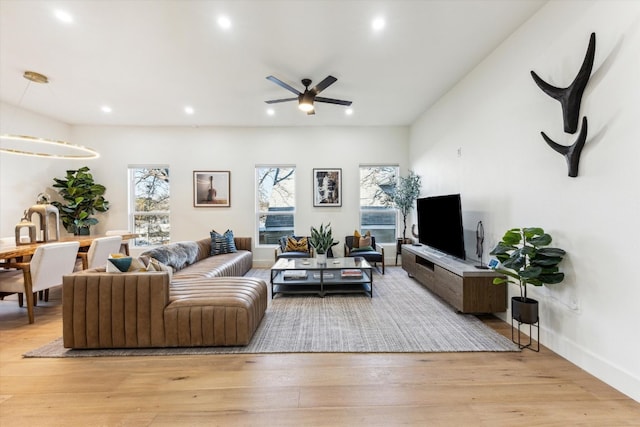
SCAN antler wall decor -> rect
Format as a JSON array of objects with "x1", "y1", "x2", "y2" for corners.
[
  {"x1": 541, "y1": 117, "x2": 588, "y2": 178},
  {"x1": 531, "y1": 32, "x2": 596, "y2": 177}
]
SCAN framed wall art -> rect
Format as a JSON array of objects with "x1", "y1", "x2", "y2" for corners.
[
  {"x1": 313, "y1": 168, "x2": 342, "y2": 207},
  {"x1": 193, "y1": 171, "x2": 230, "y2": 207}
]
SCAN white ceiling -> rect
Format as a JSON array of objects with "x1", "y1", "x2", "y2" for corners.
[{"x1": 0, "y1": 0, "x2": 546, "y2": 128}]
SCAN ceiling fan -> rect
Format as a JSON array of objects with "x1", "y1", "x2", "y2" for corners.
[{"x1": 265, "y1": 75, "x2": 352, "y2": 115}]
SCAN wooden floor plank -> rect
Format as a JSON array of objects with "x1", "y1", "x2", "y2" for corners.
[{"x1": 1, "y1": 280, "x2": 639, "y2": 426}]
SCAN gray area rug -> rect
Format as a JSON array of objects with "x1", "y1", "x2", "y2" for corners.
[{"x1": 24, "y1": 267, "x2": 519, "y2": 357}]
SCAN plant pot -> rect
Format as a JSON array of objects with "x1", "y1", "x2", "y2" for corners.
[
  {"x1": 75, "y1": 227, "x2": 90, "y2": 236},
  {"x1": 511, "y1": 297, "x2": 539, "y2": 324},
  {"x1": 316, "y1": 253, "x2": 327, "y2": 264}
]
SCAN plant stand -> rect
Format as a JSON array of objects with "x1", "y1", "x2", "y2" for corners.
[
  {"x1": 395, "y1": 238, "x2": 412, "y2": 265},
  {"x1": 511, "y1": 318, "x2": 539, "y2": 352}
]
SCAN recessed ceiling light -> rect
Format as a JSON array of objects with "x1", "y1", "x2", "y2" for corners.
[
  {"x1": 266, "y1": 108, "x2": 275, "y2": 116},
  {"x1": 372, "y1": 17, "x2": 385, "y2": 31},
  {"x1": 345, "y1": 108, "x2": 354, "y2": 116},
  {"x1": 217, "y1": 15, "x2": 232, "y2": 30},
  {"x1": 54, "y1": 10, "x2": 73, "y2": 23},
  {"x1": 101, "y1": 105, "x2": 112, "y2": 113},
  {"x1": 184, "y1": 106, "x2": 195, "y2": 115}
]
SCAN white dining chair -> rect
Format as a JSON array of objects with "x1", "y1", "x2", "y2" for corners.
[
  {"x1": 77, "y1": 235, "x2": 123, "y2": 270},
  {"x1": 106, "y1": 229, "x2": 131, "y2": 255},
  {"x1": 0, "y1": 241, "x2": 80, "y2": 323}
]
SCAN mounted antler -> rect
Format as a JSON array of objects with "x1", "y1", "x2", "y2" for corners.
[
  {"x1": 541, "y1": 117, "x2": 588, "y2": 178},
  {"x1": 531, "y1": 32, "x2": 595, "y2": 134}
]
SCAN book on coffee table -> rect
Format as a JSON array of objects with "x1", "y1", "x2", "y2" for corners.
[
  {"x1": 313, "y1": 272, "x2": 335, "y2": 279},
  {"x1": 283, "y1": 270, "x2": 307, "y2": 280},
  {"x1": 341, "y1": 269, "x2": 363, "y2": 278}
]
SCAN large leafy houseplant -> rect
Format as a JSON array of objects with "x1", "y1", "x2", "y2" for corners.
[
  {"x1": 52, "y1": 166, "x2": 110, "y2": 235},
  {"x1": 490, "y1": 227, "x2": 566, "y2": 301},
  {"x1": 309, "y1": 223, "x2": 339, "y2": 256},
  {"x1": 383, "y1": 170, "x2": 421, "y2": 240}
]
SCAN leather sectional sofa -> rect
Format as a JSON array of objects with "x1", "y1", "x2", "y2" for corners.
[{"x1": 62, "y1": 237, "x2": 267, "y2": 349}]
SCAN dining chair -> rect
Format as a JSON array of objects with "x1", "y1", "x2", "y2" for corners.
[
  {"x1": 0, "y1": 241, "x2": 80, "y2": 323},
  {"x1": 77, "y1": 235, "x2": 123, "y2": 270},
  {"x1": 106, "y1": 229, "x2": 131, "y2": 255}
]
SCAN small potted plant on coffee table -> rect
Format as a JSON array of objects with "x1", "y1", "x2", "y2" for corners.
[
  {"x1": 310, "y1": 222, "x2": 338, "y2": 264},
  {"x1": 490, "y1": 227, "x2": 566, "y2": 325}
]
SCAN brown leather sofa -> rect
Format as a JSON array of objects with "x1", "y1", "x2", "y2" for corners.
[{"x1": 62, "y1": 237, "x2": 267, "y2": 349}]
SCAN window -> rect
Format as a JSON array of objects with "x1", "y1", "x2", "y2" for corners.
[
  {"x1": 256, "y1": 166, "x2": 296, "y2": 245},
  {"x1": 129, "y1": 166, "x2": 170, "y2": 247},
  {"x1": 359, "y1": 165, "x2": 398, "y2": 243}
]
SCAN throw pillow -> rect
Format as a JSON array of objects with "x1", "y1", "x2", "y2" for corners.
[
  {"x1": 210, "y1": 229, "x2": 237, "y2": 255},
  {"x1": 285, "y1": 236, "x2": 308, "y2": 252},
  {"x1": 148, "y1": 257, "x2": 173, "y2": 282},
  {"x1": 359, "y1": 235, "x2": 371, "y2": 248},
  {"x1": 353, "y1": 230, "x2": 361, "y2": 248},
  {"x1": 128, "y1": 256, "x2": 152, "y2": 272},
  {"x1": 106, "y1": 254, "x2": 132, "y2": 273}
]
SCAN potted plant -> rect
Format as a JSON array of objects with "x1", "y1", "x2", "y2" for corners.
[
  {"x1": 51, "y1": 166, "x2": 110, "y2": 235},
  {"x1": 382, "y1": 170, "x2": 421, "y2": 242},
  {"x1": 490, "y1": 227, "x2": 566, "y2": 324},
  {"x1": 381, "y1": 170, "x2": 421, "y2": 261},
  {"x1": 309, "y1": 222, "x2": 338, "y2": 264}
]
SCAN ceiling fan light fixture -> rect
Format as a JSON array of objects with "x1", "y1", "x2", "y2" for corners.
[
  {"x1": 298, "y1": 91, "x2": 315, "y2": 112},
  {"x1": 298, "y1": 101, "x2": 314, "y2": 112}
]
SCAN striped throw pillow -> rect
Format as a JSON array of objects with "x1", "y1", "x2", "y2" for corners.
[{"x1": 210, "y1": 229, "x2": 237, "y2": 255}]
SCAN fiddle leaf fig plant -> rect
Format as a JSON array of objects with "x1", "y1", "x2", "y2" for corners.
[
  {"x1": 52, "y1": 166, "x2": 110, "y2": 235},
  {"x1": 309, "y1": 222, "x2": 339, "y2": 255},
  {"x1": 490, "y1": 227, "x2": 566, "y2": 300}
]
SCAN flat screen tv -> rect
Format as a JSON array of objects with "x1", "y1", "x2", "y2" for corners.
[{"x1": 416, "y1": 194, "x2": 466, "y2": 260}]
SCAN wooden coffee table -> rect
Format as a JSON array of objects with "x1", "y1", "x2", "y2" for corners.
[{"x1": 270, "y1": 257, "x2": 373, "y2": 298}]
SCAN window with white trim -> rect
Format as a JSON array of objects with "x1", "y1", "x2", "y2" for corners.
[
  {"x1": 359, "y1": 165, "x2": 398, "y2": 243},
  {"x1": 128, "y1": 166, "x2": 170, "y2": 247},
  {"x1": 256, "y1": 166, "x2": 296, "y2": 245}
]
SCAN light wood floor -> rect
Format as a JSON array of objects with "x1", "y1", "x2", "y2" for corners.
[{"x1": 1, "y1": 273, "x2": 639, "y2": 426}]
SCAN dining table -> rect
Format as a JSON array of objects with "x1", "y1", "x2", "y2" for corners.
[{"x1": 0, "y1": 233, "x2": 139, "y2": 262}]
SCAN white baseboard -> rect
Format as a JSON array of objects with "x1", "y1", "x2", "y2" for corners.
[{"x1": 495, "y1": 311, "x2": 640, "y2": 403}]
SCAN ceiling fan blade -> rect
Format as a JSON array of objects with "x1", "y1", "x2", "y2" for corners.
[
  {"x1": 266, "y1": 76, "x2": 301, "y2": 95},
  {"x1": 312, "y1": 75, "x2": 337, "y2": 94},
  {"x1": 265, "y1": 97, "x2": 298, "y2": 104},
  {"x1": 315, "y1": 96, "x2": 352, "y2": 106}
]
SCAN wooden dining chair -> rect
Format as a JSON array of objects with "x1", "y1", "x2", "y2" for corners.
[
  {"x1": 77, "y1": 235, "x2": 123, "y2": 270},
  {"x1": 0, "y1": 241, "x2": 80, "y2": 323}
]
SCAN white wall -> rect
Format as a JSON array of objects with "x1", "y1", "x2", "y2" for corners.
[
  {"x1": 410, "y1": 0, "x2": 640, "y2": 401},
  {"x1": 0, "y1": 103, "x2": 77, "y2": 235},
  {"x1": 1, "y1": 123, "x2": 409, "y2": 265}
]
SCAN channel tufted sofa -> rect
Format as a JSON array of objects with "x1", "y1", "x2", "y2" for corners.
[{"x1": 62, "y1": 237, "x2": 267, "y2": 349}]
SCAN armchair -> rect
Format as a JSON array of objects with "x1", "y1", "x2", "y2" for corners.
[
  {"x1": 344, "y1": 234, "x2": 385, "y2": 274},
  {"x1": 274, "y1": 235, "x2": 314, "y2": 261}
]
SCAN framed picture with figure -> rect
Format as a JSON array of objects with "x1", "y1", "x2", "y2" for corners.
[
  {"x1": 313, "y1": 168, "x2": 341, "y2": 207},
  {"x1": 193, "y1": 171, "x2": 230, "y2": 207}
]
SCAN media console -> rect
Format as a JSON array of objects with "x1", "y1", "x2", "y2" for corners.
[{"x1": 401, "y1": 244, "x2": 506, "y2": 314}]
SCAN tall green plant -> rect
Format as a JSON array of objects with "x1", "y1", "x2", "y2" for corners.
[
  {"x1": 309, "y1": 222, "x2": 338, "y2": 255},
  {"x1": 52, "y1": 166, "x2": 110, "y2": 234},
  {"x1": 383, "y1": 170, "x2": 421, "y2": 240},
  {"x1": 490, "y1": 227, "x2": 566, "y2": 300}
]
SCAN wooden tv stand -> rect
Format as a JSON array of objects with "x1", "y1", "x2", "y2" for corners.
[{"x1": 401, "y1": 244, "x2": 506, "y2": 314}]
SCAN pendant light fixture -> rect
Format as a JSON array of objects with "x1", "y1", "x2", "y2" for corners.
[{"x1": 0, "y1": 71, "x2": 99, "y2": 159}]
